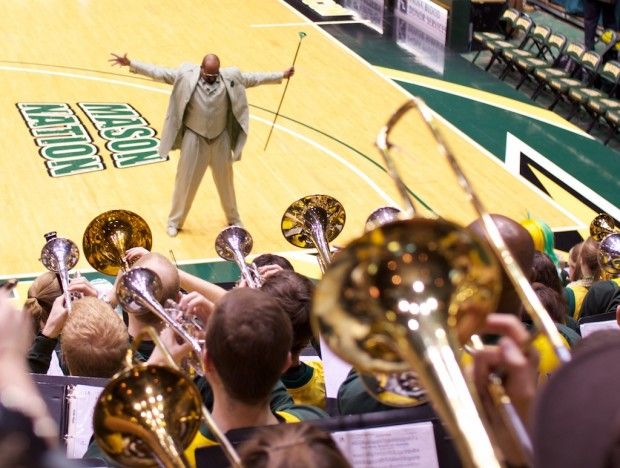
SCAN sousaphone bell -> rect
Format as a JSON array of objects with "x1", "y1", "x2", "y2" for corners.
[
  {"x1": 83, "y1": 210, "x2": 152, "y2": 276},
  {"x1": 281, "y1": 194, "x2": 346, "y2": 273}
]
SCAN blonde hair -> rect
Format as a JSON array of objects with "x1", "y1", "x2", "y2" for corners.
[
  {"x1": 23, "y1": 272, "x2": 61, "y2": 334},
  {"x1": 61, "y1": 297, "x2": 129, "y2": 377},
  {"x1": 239, "y1": 424, "x2": 351, "y2": 468}
]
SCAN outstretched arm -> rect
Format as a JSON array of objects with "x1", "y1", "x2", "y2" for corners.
[
  {"x1": 109, "y1": 52, "x2": 179, "y2": 85},
  {"x1": 239, "y1": 66, "x2": 294, "y2": 88}
]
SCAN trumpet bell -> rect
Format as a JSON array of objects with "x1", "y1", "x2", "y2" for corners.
[
  {"x1": 116, "y1": 267, "x2": 164, "y2": 316},
  {"x1": 40, "y1": 237, "x2": 80, "y2": 272},
  {"x1": 215, "y1": 226, "x2": 253, "y2": 261},
  {"x1": 83, "y1": 210, "x2": 152, "y2": 276},
  {"x1": 599, "y1": 233, "x2": 620, "y2": 278},
  {"x1": 590, "y1": 213, "x2": 618, "y2": 242},
  {"x1": 313, "y1": 217, "x2": 501, "y2": 373},
  {"x1": 365, "y1": 206, "x2": 402, "y2": 232},
  {"x1": 93, "y1": 364, "x2": 202, "y2": 467},
  {"x1": 281, "y1": 194, "x2": 345, "y2": 249}
]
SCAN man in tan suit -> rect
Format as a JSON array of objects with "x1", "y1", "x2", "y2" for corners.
[{"x1": 110, "y1": 53, "x2": 294, "y2": 236}]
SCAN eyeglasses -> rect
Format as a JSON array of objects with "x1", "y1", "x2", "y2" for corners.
[{"x1": 202, "y1": 72, "x2": 219, "y2": 78}]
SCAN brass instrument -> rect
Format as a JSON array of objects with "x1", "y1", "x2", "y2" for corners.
[
  {"x1": 360, "y1": 371, "x2": 427, "y2": 407},
  {"x1": 40, "y1": 233, "x2": 79, "y2": 312},
  {"x1": 83, "y1": 210, "x2": 152, "y2": 276},
  {"x1": 214, "y1": 226, "x2": 261, "y2": 288},
  {"x1": 281, "y1": 194, "x2": 346, "y2": 273},
  {"x1": 365, "y1": 206, "x2": 402, "y2": 232},
  {"x1": 93, "y1": 327, "x2": 203, "y2": 467},
  {"x1": 599, "y1": 232, "x2": 620, "y2": 278},
  {"x1": 314, "y1": 98, "x2": 567, "y2": 467},
  {"x1": 590, "y1": 213, "x2": 619, "y2": 241},
  {"x1": 115, "y1": 267, "x2": 241, "y2": 467}
]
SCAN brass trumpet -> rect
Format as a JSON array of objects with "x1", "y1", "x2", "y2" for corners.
[
  {"x1": 40, "y1": 232, "x2": 79, "y2": 312},
  {"x1": 281, "y1": 194, "x2": 346, "y2": 273},
  {"x1": 83, "y1": 210, "x2": 152, "y2": 276},
  {"x1": 215, "y1": 226, "x2": 261, "y2": 288}
]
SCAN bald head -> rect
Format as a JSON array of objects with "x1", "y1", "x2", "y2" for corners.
[
  {"x1": 467, "y1": 214, "x2": 535, "y2": 315},
  {"x1": 201, "y1": 54, "x2": 220, "y2": 83}
]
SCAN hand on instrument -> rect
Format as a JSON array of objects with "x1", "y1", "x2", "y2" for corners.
[
  {"x1": 471, "y1": 313, "x2": 539, "y2": 465},
  {"x1": 283, "y1": 66, "x2": 295, "y2": 79},
  {"x1": 68, "y1": 273, "x2": 97, "y2": 298},
  {"x1": 147, "y1": 326, "x2": 192, "y2": 367},
  {"x1": 124, "y1": 246, "x2": 150, "y2": 265},
  {"x1": 177, "y1": 291, "x2": 214, "y2": 325},
  {"x1": 257, "y1": 264, "x2": 283, "y2": 281},
  {"x1": 109, "y1": 52, "x2": 131, "y2": 67},
  {"x1": 40, "y1": 296, "x2": 69, "y2": 340}
]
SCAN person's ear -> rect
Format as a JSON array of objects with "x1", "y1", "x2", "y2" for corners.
[{"x1": 281, "y1": 352, "x2": 292, "y2": 373}]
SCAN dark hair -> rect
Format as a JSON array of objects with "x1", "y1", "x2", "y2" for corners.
[
  {"x1": 252, "y1": 254, "x2": 294, "y2": 271},
  {"x1": 239, "y1": 424, "x2": 351, "y2": 468},
  {"x1": 531, "y1": 282, "x2": 567, "y2": 324},
  {"x1": 206, "y1": 288, "x2": 292, "y2": 404},
  {"x1": 532, "y1": 252, "x2": 563, "y2": 295},
  {"x1": 260, "y1": 270, "x2": 314, "y2": 356}
]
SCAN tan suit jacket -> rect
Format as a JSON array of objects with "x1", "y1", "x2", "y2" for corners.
[{"x1": 130, "y1": 60, "x2": 283, "y2": 161}]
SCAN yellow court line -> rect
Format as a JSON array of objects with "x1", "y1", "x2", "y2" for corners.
[{"x1": 375, "y1": 66, "x2": 591, "y2": 137}]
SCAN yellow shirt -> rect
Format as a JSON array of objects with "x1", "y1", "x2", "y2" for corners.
[
  {"x1": 183, "y1": 411, "x2": 302, "y2": 467},
  {"x1": 566, "y1": 281, "x2": 591, "y2": 320},
  {"x1": 285, "y1": 360, "x2": 326, "y2": 409}
]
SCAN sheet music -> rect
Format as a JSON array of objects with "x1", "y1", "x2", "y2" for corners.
[
  {"x1": 332, "y1": 421, "x2": 439, "y2": 468},
  {"x1": 66, "y1": 384, "x2": 104, "y2": 458},
  {"x1": 320, "y1": 335, "x2": 352, "y2": 398},
  {"x1": 580, "y1": 319, "x2": 620, "y2": 338}
]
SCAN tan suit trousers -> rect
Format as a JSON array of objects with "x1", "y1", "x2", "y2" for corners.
[{"x1": 167, "y1": 128, "x2": 240, "y2": 229}]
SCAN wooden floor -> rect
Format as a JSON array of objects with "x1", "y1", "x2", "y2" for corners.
[{"x1": 0, "y1": 0, "x2": 580, "y2": 281}]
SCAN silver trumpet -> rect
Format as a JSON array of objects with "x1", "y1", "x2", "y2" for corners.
[
  {"x1": 281, "y1": 194, "x2": 346, "y2": 273},
  {"x1": 215, "y1": 226, "x2": 261, "y2": 288},
  {"x1": 599, "y1": 232, "x2": 620, "y2": 278},
  {"x1": 40, "y1": 233, "x2": 80, "y2": 313}
]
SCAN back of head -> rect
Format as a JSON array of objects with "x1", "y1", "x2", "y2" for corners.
[
  {"x1": 206, "y1": 288, "x2": 292, "y2": 404},
  {"x1": 260, "y1": 270, "x2": 314, "y2": 356},
  {"x1": 533, "y1": 330, "x2": 620, "y2": 468},
  {"x1": 61, "y1": 296, "x2": 129, "y2": 377},
  {"x1": 239, "y1": 424, "x2": 351, "y2": 468},
  {"x1": 531, "y1": 282, "x2": 566, "y2": 324},
  {"x1": 132, "y1": 252, "x2": 179, "y2": 325},
  {"x1": 252, "y1": 253, "x2": 294, "y2": 271},
  {"x1": 568, "y1": 242, "x2": 584, "y2": 282},
  {"x1": 23, "y1": 272, "x2": 61, "y2": 333},
  {"x1": 532, "y1": 252, "x2": 563, "y2": 296},
  {"x1": 580, "y1": 237, "x2": 602, "y2": 280},
  {"x1": 467, "y1": 214, "x2": 535, "y2": 314},
  {"x1": 133, "y1": 252, "x2": 179, "y2": 302}
]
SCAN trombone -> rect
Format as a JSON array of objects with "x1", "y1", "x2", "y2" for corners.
[
  {"x1": 39, "y1": 232, "x2": 79, "y2": 313},
  {"x1": 214, "y1": 226, "x2": 261, "y2": 288},
  {"x1": 115, "y1": 267, "x2": 241, "y2": 467},
  {"x1": 83, "y1": 209, "x2": 152, "y2": 275},
  {"x1": 281, "y1": 194, "x2": 346, "y2": 273}
]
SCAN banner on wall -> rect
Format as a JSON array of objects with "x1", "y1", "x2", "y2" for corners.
[{"x1": 342, "y1": 0, "x2": 386, "y2": 33}]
